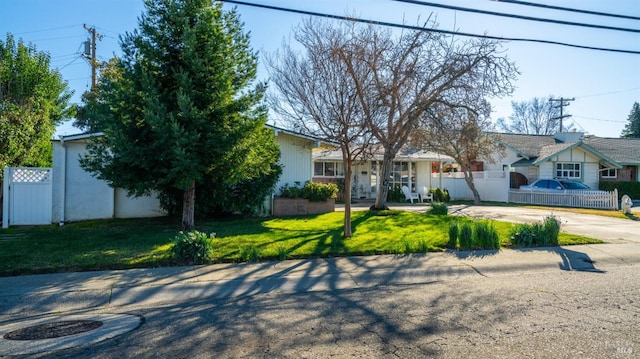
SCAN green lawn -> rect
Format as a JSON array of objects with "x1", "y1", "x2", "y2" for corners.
[{"x1": 0, "y1": 211, "x2": 601, "y2": 276}]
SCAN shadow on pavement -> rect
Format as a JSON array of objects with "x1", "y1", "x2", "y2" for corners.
[{"x1": 517, "y1": 246, "x2": 605, "y2": 273}]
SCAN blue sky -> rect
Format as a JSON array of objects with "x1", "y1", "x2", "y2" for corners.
[{"x1": 1, "y1": 0, "x2": 638, "y2": 138}]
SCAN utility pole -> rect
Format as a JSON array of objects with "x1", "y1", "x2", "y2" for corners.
[
  {"x1": 82, "y1": 24, "x2": 102, "y2": 89},
  {"x1": 549, "y1": 97, "x2": 575, "y2": 132}
]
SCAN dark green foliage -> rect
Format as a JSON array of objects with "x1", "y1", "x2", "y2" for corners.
[
  {"x1": 510, "y1": 215, "x2": 561, "y2": 247},
  {"x1": 77, "y1": 0, "x2": 279, "y2": 226},
  {"x1": 301, "y1": 182, "x2": 339, "y2": 202},
  {"x1": 159, "y1": 127, "x2": 282, "y2": 217},
  {"x1": 599, "y1": 181, "x2": 640, "y2": 200},
  {"x1": 621, "y1": 102, "x2": 640, "y2": 138},
  {"x1": 429, "y1": 202, "x2": 448, "y2": 215},
  {"x1": 429, "y1": 188, "x2": 451, "y2": 202},
  {"x1": 447, "y1": 221, "x2": 459, "y2": 249},
  {"x1": 474, "y1": 221, "x2": 500, "y2": 250},
  {"x1": 459, "y1": 222, "x2": 473, "y2": 250},
  {"x1": 171, "y1": 230, "x2": 215, "y2": 265},
  {"x1": 387, "y1": 186, "x2": 404, "y2": 202},
  {"x1": 278, "y1": 181, "x2": 339, "y2": 202},
  {"x1": 0, "y1": 34, "x2": 74, "y2": 175}
]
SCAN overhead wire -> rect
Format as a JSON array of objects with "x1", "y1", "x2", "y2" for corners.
[
  {"x1": 219, "y1": 0, "x2": 640, "y2": 54},
  {"x1": 490, "y1": 0, "x2": 640, "y2": 21},
  {"x1": 393, "y1": 0, "x2": 640, "y2": 33}
]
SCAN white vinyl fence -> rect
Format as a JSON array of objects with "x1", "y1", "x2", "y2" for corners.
[
  {"x1": 3, "y1": 167, "x2": 53, "y2": 228},
  {"x1": 432, "y1": 171, "x2": 509, "y2": 202},
  {"x1": 508, "y1": 189, "x2": 619, "y2": 210}
]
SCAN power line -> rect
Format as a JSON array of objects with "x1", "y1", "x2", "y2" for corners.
[
  {"x1": 575, "y1": 87, "x2": 640, "y2": 99},
  {"x1": 219, "y1": 0, "x2": 640, "y2": 55},
  {"x1": 11, "y1": 24, "x2": 83, "y2": 35},
  {"x1": 573, "y1": 115, "x2": 626, "y2": 123},
  {"x1": 491, "y1": 0, "x2": 640, "y2": 21},
  {"x1": 393, "y1": 0, "x2": 640, "y2": 34}
]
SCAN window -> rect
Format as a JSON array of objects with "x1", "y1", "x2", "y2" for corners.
[
  {"x1": 601, "y1": 168, "x2": 617, "y2": 178},
  {"x1": 314, "y1": 161, "x2": 344, "y2": 177},
  {"x1": 555, "y1": 162, "x2": 581, "y2": 179},
  {"x1": 390, "y1": 161, "x2": 415, "y2": 191}
]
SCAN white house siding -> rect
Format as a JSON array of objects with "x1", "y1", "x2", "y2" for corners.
[
  {"x1": 274, "y1": 131, "x2": 314, "y2": 192},
  {"x1": 542, "y1": 148, "x2": 601, "y2": 188}
]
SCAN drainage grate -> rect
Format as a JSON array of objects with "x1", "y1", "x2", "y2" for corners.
[{"x1": 3, "y1": 320, "x2": 103, "y2": 341}]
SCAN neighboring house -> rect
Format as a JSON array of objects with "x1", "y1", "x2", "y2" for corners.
[
  {"x1": 483, "y1": 131, "x2": 640, "y2": 189},
  {"x1": 313, "y1": 145, "x2": 456, "y2": 199}
]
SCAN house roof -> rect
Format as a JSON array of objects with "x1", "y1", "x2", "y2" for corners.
[
  {"x1": 583, "y1": 136, "x2": 640, "y2": 165},
  {"x1": 493, "y1": 132, "x2": 640, "y2": 168},
  {"x1": 490, "y1": 133, "x2": 558, "y2": 159},
  {"x1": 314, "y1": 144, "x2": 454, "y2": 162},
  {"x1": 266, "y1": 124, "x2": 338, "y2": 146},
  {"x1": 52, "y1": 132, "x2": 104, "y2": 142}
]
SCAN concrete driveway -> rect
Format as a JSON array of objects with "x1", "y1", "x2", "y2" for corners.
[
  {"x1": 448, "y1": 205, "x2": 639, "y2": 244},
  {"x1": 338, "y1": 200, "x2": 639, "y2": 244}
]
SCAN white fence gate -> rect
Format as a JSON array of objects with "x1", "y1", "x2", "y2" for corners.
[{"x1": 2, "y1": 167, "x2": 53, "y2": 228}]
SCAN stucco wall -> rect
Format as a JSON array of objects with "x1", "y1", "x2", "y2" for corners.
[{"x1": 52, "y1": 139, "x2": 164, "y2": 223}]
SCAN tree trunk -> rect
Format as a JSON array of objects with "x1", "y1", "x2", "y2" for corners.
[
  {"x1": 372, "y1": 152, "x2": 394, "y2": 210},
  {"x1": 342, "y1": 158, "x2": 353, "y2": 238},
  {"x1": 462, "y1": 168, "x2": 482, "y2": 205},
  {"x1": 182, "y1": 180, "x2": 196, "y2": 231}
]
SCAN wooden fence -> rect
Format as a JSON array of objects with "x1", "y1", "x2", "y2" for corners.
[{"x1": 508, "y1": 189, "x2": 619, "y2": 210}]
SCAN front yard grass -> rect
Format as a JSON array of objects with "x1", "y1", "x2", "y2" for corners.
[{"x1": 0, "y1": 211, "x2": 601, "y2": 276}]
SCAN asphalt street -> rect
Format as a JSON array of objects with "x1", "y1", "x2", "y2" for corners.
[{"x1": 0, "y1": 204, "x2": 638, "y2": 358}]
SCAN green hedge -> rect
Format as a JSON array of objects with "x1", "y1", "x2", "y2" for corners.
[{"x1": 599, "y1": 181, "x2": 640, "y2": 200}]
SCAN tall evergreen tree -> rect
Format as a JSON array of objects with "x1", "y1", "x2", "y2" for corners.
[
  {"x1": 79, "y1": 0, "x2": 279, "y2": 229},
  {"x1": 621, "y1": 102, "x2": 640, "y2": 138},
  {"x1": 0, "y1": 34, "x2": 74, "y2": 175}
]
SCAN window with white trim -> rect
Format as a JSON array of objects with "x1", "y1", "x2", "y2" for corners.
[
  {"x1": 555, "y1": 162, "x2": 581, "y2": 179},
  {"x1": 601, "y1": 168, "x2": 617, "y2": 178},
  {"x1": 314, "y1": 161, "x2": 344, "y2": 177}
]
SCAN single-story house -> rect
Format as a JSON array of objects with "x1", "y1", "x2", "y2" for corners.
[
  {"x1": 313, "y1": 145, "x2": 462, "y2": 199},
  {"x1": 483, "y1": 131, "x2": 640, "y2": 189},
  {"x1": 3, "y1": 125, "x2": 327, "y2": 227}
]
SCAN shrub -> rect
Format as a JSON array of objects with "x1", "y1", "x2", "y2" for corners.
[
  {"x1": 510, "y1": 216, "x2": 561, "y2": 247},
  {"x1": 459, "y1": 222, "x2": 473, "y2": 250},
  {"x1": 302, "y1": 181, "x2": 339, "y2": 202},
  {"x1": 171, "y1": 231, "x2": 215, "y2": 265},
  {"x1": 278, "y1": 181, "x2": 303, "y2": 199},
  {"x1": 542, "y1": 215, "x2": 561, "y2": 246},
  {"x1": 387, "y1": 186, "x2": 404, "y2": 202},
  {"x1": 599, "y1": 181, "x2": 640, "y2": 200},
  {"x1": 474, "y1": 221, "x2": 500, "y2": 250},
  {"x1": 276, "y1": 245, "x2": 288, "y2": 261},
  {"x1": 239, "y1": 245, "x2": 261, "y2": 262},
  {"x1": 278, "y1": 181, "x2": 338, "y2": 202},
  {"x1": 429, "y1": 202, "x2": 448, "y2": 215},
  {"x1": 430, "y1": 188, "x2": 450, "y2": 202},
  {"x1": 447, "y1": 222, "x2": 459, "y2": 249}
]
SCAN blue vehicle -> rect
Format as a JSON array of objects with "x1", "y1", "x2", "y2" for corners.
[{"x1": 520, "y1": 179, "x2": 593, "y2": 191}]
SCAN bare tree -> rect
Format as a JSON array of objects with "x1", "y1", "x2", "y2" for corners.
[
  {"x1": 420, "y1": 100, "x2": 504, "y2": 205},
  {"x1": 267, "y1": 18, "x2": 373, "y2": 237},
  {"x1": 496, "y1": 97, "x2": 570, "y2": 135},
  {"x1": 336, "y1": 21, "x2": 518, "y2": 209}
]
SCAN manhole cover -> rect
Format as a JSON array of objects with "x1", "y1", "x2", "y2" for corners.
[{"x1": 3, "y1": 320, "x2": 103, "y2": 340}]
